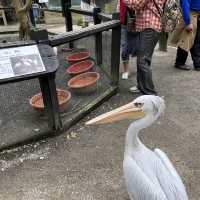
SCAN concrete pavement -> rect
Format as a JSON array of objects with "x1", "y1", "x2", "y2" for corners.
[{"x1": 0, "y1": 46, "x2": 199, "y2": 200}]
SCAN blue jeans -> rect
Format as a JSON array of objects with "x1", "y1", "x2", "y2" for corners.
[
  {"x1": 32, "y1": 4, "x2": 40, "y2": 19},
  {"x1": 121, "y1": 25, "x2": 138, "y2": 62},
  {"x1": 175, "y1": 17, "x2": 200, "y2": 68},
  {"x1": 137, "y1": 29, "x2": 159, "y2": 95}
]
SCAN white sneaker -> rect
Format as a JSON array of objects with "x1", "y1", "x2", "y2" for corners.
[
  {"x1": 122, "y1": 72, "x2": 129, "y2": 79},
  {"x1": 129, "y1": 86, "x2": 140, "y2": 93}
]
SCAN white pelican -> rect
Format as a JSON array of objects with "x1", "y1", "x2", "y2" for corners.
[{"x1": 86, "y1": 95, "x2": 188, "y2": 200}]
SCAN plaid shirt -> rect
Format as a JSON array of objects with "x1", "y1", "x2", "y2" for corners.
[{"x1": 127, "y1": 0, "x2": 166, "y2": 32}]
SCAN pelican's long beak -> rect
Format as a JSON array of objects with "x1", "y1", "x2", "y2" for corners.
[{"x1": 85, "y1": 102, "x2": 145, "y2": 126}]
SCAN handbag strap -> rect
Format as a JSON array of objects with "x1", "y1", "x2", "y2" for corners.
[
  {"x1": 127, "y1": 7, "x2": 136, "y2": 18},
  {"x1": 152, "y1": 0, "x2": 163, "y2": 17}
]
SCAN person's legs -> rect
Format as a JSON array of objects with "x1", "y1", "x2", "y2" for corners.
[
  {"x1": 175, "y1": 47, "x2": 188, "y2": 66},
  {"x1": 191, "y1": 17, "x2": 200, "y2": 70},
  {"x1": 121, "y1": 25, "x2": 130, "y2": 79},
  {"x1": 174, "y1": 47, "x2": 191, "y2": 70},
  {"x1": 128, "y1": 31, "x2": 138, "y2": 58},
  {"x1": 123, "y1": 62, "x2": 129, "y2": 73},
  {"x1": 135, "y1": 29, "x2": 159, "y2": 95}
]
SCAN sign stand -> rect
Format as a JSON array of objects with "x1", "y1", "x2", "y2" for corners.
[
  {"x1": 0, "y1": 42, "x2": 62, "y2": 131},
  {"x1": 39, "y1": 73, "x2": 62, "y2": 131}
]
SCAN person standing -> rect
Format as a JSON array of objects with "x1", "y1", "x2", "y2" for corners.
[
  {"x1": 124, "y1": 0, "x2": 166, "y2": 95},
  {"x1": 117, "y1": 0, "x2": 138, "y2": 79},
  {"x1": 117, "y1": 0, "x2": 130, "y2": 79},
  {"x1": 173, "y1": 0, "x2": 200, "y2": 71}
]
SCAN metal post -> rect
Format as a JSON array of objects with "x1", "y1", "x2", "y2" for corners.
[
  {"x1": 111, "y1": 23, "x2": 121, "y2": 86},
  {"x1": 39, "y1": 74, "x2": 62, "y2": 131},
  {"x1": 93, "y1": 7, "x2": 102, "y2": 65},
  {"x1": 159, "y1": 32, "x2": 168, "y2": 52},
  {"x1": 61, "y1": 0, "x2": 73, "y2": 48}
]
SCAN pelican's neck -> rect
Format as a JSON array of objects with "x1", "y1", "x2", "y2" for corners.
[{"x1": 125, "y1": 114, "x2": 155, "y2": 155}]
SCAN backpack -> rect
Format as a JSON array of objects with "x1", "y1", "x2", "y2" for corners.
[{"x1": 153, "y1": 0, "x2": 181, "y2": 32}]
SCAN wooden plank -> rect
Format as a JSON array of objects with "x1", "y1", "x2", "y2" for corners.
[
  {"x1": 70, "y1": 7, "x2": 93, "y2": 16},
  {"x1": 93, "y1": 7, "x2": 102, "y2": 65},
  {"x1": 49, "y1": 20, "x2": 120, "y2": 46},
  {"x1": 111, "y1": 25, "x2": 121, "y2": 86},
  {"x1": 97, "y1": 13, "x2": 112, "y2": 22}
]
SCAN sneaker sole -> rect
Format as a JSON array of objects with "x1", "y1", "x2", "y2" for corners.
[{"x1": 174, "y1": 65, "x2": 191, "y2": 70}]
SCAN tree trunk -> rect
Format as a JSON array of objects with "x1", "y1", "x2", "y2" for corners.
[{"x1": 12, "y1": 0, "x2": 32, "y2": 40}]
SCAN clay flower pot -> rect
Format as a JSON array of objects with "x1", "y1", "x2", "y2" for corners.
[
  {"x1": 66, "y1": 59, "x2": 94, "y2": 77},
  {"x1": 68, "y1": 72, "x2": 100, "y2": 94},
  {"x1": 66, "y1": 51, "x2": 90, "y2": 65},
  {"x1": 30, "y1": 89, "x2": 71, "y2": 112}
]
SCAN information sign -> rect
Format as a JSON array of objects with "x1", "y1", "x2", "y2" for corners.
[{"x1": 0, "y1": 45, "x2": 45, "y2": 79}]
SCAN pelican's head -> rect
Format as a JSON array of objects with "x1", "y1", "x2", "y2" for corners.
[{"x1": 85, "y1": 95, "x2": 165, "y2": 126}]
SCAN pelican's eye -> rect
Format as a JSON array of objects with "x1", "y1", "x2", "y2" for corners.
[{"x1": 134, "y1": 102, "x2": 143, "y2": 108}]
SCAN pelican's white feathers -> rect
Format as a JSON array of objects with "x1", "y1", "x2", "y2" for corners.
[
  {"x1": 123, "y1": 96, "x2": 188, "y2": 200},
  {"x1": 123, "y1": 156, "x2": 168, "y2": 200}
]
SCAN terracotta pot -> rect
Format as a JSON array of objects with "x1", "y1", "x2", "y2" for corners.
[
  {"x1": 66, "y1": 51, "x2": 90, "y2": 65},
  {"x1": 66, "y1": 60, "x2": 94, "y2": 77},
  {"x1": 30, "y1": 89, "x2": 71, "y2": 112},
  {"x1": 68, "y1": 72, "x2": 100, "y2": 94}
]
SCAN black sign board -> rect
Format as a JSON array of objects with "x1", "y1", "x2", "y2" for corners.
[{"x1": 0, "y1": 45, "x2": 45, "y2": 79}]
